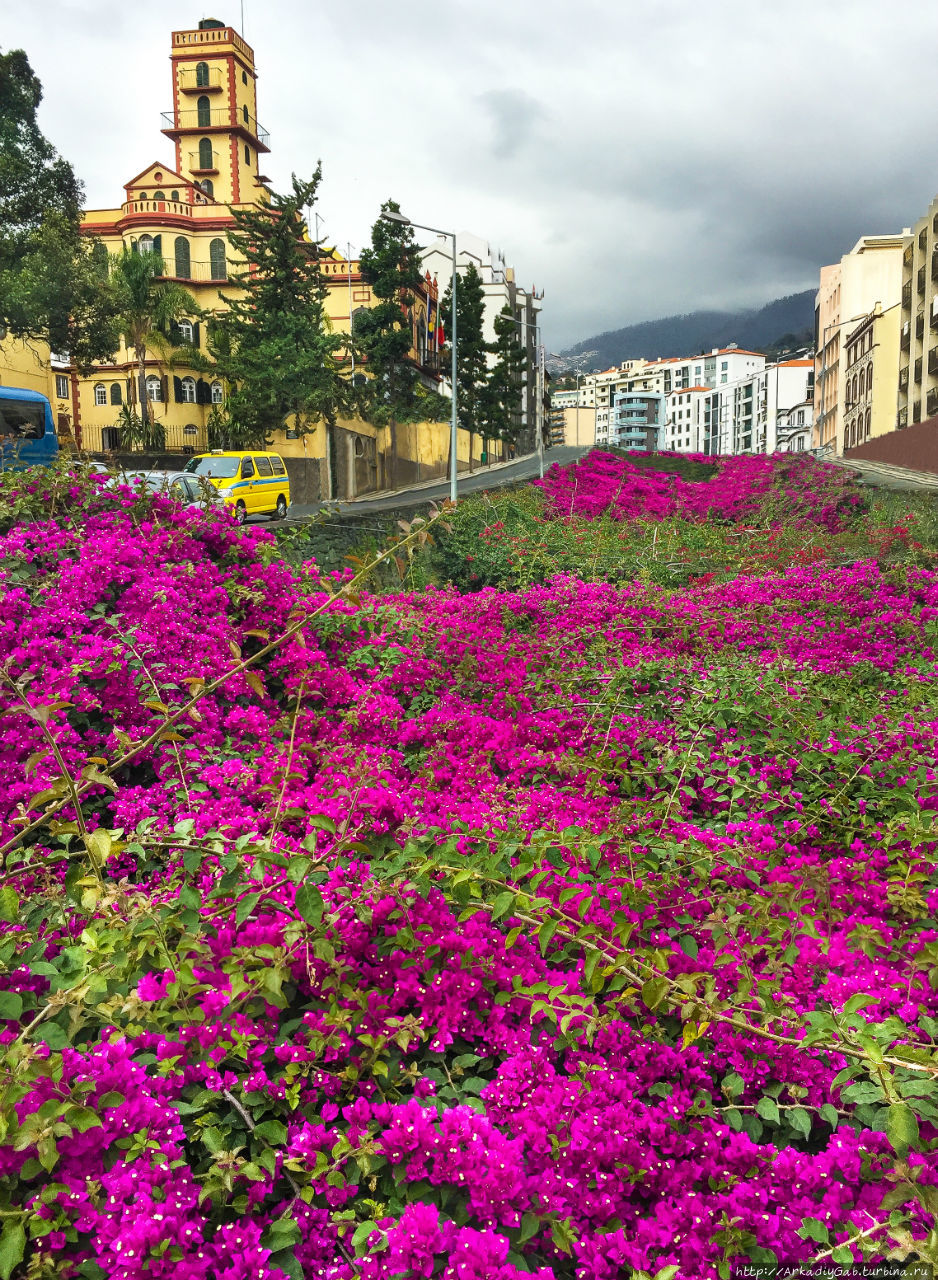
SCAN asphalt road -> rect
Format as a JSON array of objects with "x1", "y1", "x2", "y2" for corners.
[{"x1": 287, "y1": 445, "x2": 590, "y2": 519}]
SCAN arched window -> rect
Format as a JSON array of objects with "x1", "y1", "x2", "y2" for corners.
[
  {"x1": 211, "y1": 381, "x2": 224, "y2": 403},
  {"x1": 201, "y1": 179, "x2": 214, "y2": 198},
  {"x1": 94, "y1": 383, "x2": 107, "y2": 406},
  {"x1": 197, "y1": 95, "x2": 211, "y2": 127},
  {"x1": 138, "y1": 234, "x2": 155, "y2": 254},
  {"x1": 865, "y1": 408, "x2": 871, "y2": 437},
  {"x1": 153, "y1": 190, "x2": 166, "y2": 201},
  {"x1": 181, "y1": 377, "x2": 197, "y2": 404},
  {"x1": 244, "y1": 145, "x2": 250, "y2": 164},
  {"x1": 177, "y1": 319, "x2": 194, "y2": 343},
  {"x1": 195, "y1": 61, "x2": 209, "y2": 87},
  {"x1": 174, "y1": 236, "x2": 191, "y2": 279},
  {"x1": 145, "y1": 375, "x2": 163, "y2": 403},
  {"x1": 110, "y1": 383, "x2": 122, "y2": 405},
  {"x1": 242, "y1": 104, "x2": 249, "y2": 124},
  {"x1": 183, "y1": 424, "x2": 198, "y2": 436},
  {"x1": 198, "y1": 137, "x2": 214, "y2": 170},
  {"x1": 171, "y1": 190, "x2": 179, "y2": 202},
  {"x1": 209, "y1": 238, "x2": 227, "y2": 280},
  {"x1": 867, "y1": 366, "x2": 873, "y2": 395}
]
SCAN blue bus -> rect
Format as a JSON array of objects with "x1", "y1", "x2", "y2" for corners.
[{"x1": 0, "y1": 386, "x2": 59, "y2": 470}]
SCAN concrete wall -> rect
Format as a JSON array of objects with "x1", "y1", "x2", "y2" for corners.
[{"x1": 845, "y1": 418, "x2": 938, "y2": 474}]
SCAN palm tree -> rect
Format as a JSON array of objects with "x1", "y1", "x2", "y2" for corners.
[{"x1": 108, "y1": 248, "x2": 196, "y2": 429}]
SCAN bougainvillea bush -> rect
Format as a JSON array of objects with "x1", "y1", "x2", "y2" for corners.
[{"x1": 1, "y1": 460, "x2": 938, "y2": 1279}]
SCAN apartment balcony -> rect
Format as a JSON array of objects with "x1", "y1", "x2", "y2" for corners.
[
  {"x1": 897, "y1": 408, "x2": 908, "y2": 430},
  {"x1": 163, "y1": 109, "x2": 270, "y2": 151},
  {"x1": 904, "y1": 242, "x2": 914, "y2": 268},
  {"x1": 178, "y1": 67, "x2": 225, "y2": 93},
  {"x1": 902, "y1": 281, "x2": 912, "y2": 308},
  {"x1": 917, "y1": 312, "x2": 926, "y2": 339},
  {"x1": 928, "y1": 388, "x2": 938, "y2": 418},
  {"x1": 931, "y1": 297, "x2": 938, "y2": 328},
  {"x1": 187, "y1": 149, "x2": 219, "y2": 174},
  {"x1": 931, "y1": 251, "x2": 938, "y2": 282},
  {"x1": 918, "y1": 265, "x2": 926, "y2": 294},
  {"x1": 899, "y1": 365, "x2": 910, "y2": 391},
  {"x1": 915, "y1": 357, "x2": 923, "y2": 382},
  {"x1": 919, "y1": 228, "x2": 928, "y2": 251},
  {"x1": 913, "y1": 401, "x2": 922, "y2": 423},
  {"x1": 929, "y1": 350, "x2": 938, "y2": 377},
  {"x1": 901, "y1": 321, "x2": 911, "y2": 350}
]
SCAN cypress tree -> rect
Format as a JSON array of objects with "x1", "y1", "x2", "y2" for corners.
[{"x1": 441, "y1": 262, "x2": 488, "y2": 469}]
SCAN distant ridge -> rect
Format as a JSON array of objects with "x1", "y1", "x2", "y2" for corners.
[{"x1": 556, "y1": 291, "x2": 815, "y2": 371}]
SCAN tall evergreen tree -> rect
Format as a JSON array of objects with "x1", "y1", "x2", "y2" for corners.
[
  {"x1": 211, "y1": 169, "x2": 352, "y2": 496},
  {"x1": 441, "y1": 262, "x2": 488, "y2": 469},
  {"x1": 480, "y1": 304, "x2": 525, "y2": 450},
  {"x1": 356, "y1": 200, "x2": 426, "y2": 489},
  {"x1": 0, "y1": 48, "x2": 119, "y2": 368}
]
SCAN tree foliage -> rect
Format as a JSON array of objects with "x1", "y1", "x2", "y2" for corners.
[
  {"x1": 440, "y1": 262, "x2": 489, "y2": 463},
  {"x1": 480, "y1": 303, "x2": 525, "y2": 446},
  {"x1": 210, "y1": 169, "x2": 352, "y2": 486},
  {"x1": 0, "y1": 49, "x2": 119, "y2": 368}
]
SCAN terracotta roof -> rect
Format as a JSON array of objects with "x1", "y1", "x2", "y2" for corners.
[
  {"x1": 668, "y1": 385, "x2": 709, "y2": 395},
  {"x1": 776, "y1": 359, "x2": 814, "y2": 367},
  {"x1": 715, "y1": 347, "x2": 763, "y2": 357}
]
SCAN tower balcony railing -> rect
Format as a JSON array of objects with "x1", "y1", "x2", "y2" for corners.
[
  {"x1": 178, "y1": 67, "x2": 225, "y2": 93},
  {"x1": 162, "y1": 109, "x2": 270, "y2": 150},
  {"x1": 188, "y1": 150, "x2": 219, "y2": 175},
  {"x1": 123, "y1": 197, "x2": 193, "y2": 219}
]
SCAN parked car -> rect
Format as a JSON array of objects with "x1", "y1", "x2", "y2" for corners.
[
  {"x1": 182, "y1": 451, "x2": 291, "y2": 523},
  {"x1": 120, "y1": 469, "x2": 227, "y2": 510}
]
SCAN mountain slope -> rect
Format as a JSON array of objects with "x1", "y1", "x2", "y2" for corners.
[{"x1": 559, "y1": 291, "x2": 815, "y2": 370}]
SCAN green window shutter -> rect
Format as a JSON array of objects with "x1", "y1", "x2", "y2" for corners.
[
  {"x1": 192, "y1": 322, "x2": 201, "y2": 349},
  {"x1": 209, "y1": 238, "x2": 226, "y2": 279},
  {"x1": 199, "y1": 138, "x2": 213, "y2": 169},
  {"x1": 197, "y1": 95, "x2": 211, "y2": 127},
  {"x1": 152, "y1": 234, "x2": 162, "y2": 258},
  {"x1": 174, "y1": 236, "x2": 191, "y2": 279},
  {"x1": 110, "y1": 383, "x2": 122, "y2": 405},
  {"x1": 173, "y1": 376, "x2": 183, "y2": 403}
]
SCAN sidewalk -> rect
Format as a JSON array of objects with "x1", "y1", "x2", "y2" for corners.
[
  {"x1": 339, "y1": 451, "x2": 536, "y2": 505},
  {"x1": 826, "y1": 456, "x2": 938, "y2": 493}
]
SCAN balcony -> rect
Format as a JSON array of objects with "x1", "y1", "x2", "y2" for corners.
[
  {"x1": 915, "y1": 357, "x2": 923, "y2": 382},
  {"x1": 904, "y1": 243, "x2": 914, "y2": 268},
  {"x1": 902, "y1": 281, "x2": 912, "y2": 307},
  {"x1": 897, "y1": 408, "x2": 908, "y2": 430},
  {"x1": 899, "y1": 365, "x2": 909, "y2": 391},
  {"x1": 918, "y1": 265, "x2": 926, "y2": 294},
  {"x1": 929, "y1": 350, "x2": 938, "y2": 377},
  {"x1": 917, "y1": 312, "x2": 926, "y2": 339},
  {"x1": 178, "y1": 67, "x2": 224, "y2": 93},
  {"x1": 157, "y1": 259, "x2": 228, "y2": 283},
  {"x1": 901, "y1": 321, "x2": 911, "y2": 350},
  {"x1": 122, "y1": 196, "x2": 192, "y2": 219},
  {"x1": 920, "y1": 228, "x2": 928, "y2": 251},
  {"x1": 932, "y1": 252, "x2": 938, "y2": 282},
  {"x1": 188, "y1": 149, "x2": 219, "y2": 174},
  {"x1": 913, "y1": 402, "x2": 922, "y2": 423},
  {"x1": 929, "y1": 388, "x2": 938, "y2": 418},
  {"x1": 162, "y1": 108, "x2": 270, "y2": 151}
]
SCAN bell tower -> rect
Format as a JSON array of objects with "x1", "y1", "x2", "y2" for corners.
[{"x1": 161, "y1": 18, "x2": 270, "y2": 207}]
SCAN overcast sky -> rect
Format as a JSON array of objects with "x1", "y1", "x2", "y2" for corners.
[{"x1": 5, "y1": 0, "x2": 938, "y2": 349}]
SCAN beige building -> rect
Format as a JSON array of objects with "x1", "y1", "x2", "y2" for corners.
[
  {"x1": 813, "y1": 234, "x2": 909, "y2": 455},
  {"x1": 896, "y1": 196, "x2": 938, "y2": 429},
  {"x1": 843, "y1": 303, "x2": 902, "y2": 450}
]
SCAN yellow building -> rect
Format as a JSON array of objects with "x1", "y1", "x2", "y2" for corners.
[
  {"x1": 0, "y1": 333, "x2": 76, "y2": 448},
  {"x1": 73, "y1": 18, "x2": 447, "y2": 493},
  {"x1": 843, "y1": 303, "x2": 902, "y2": 450}
]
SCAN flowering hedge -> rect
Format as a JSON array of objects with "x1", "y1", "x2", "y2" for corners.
[
  {"x1": 1, "y1": 462, "x2": 937, "y2": 1278},
  {"x1": 534, "y1": 450, "x2": 863, "y2": 530}
]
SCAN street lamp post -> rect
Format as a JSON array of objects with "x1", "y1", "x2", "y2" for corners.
[{"x1": 381, "y1": 210, "x2": 458, "y2": 504}]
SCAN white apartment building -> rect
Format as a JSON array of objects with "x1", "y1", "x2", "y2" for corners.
[
  {"x1": 663, "y1": 387, "x2": 709, "y2": 452},
  {"x1": 701, "y1": 359, "x2": 815, "y2": 456},
  {"x1": 776, "y1": 399, "x2": 814, "y2": 452},
  {"x1": 421, "y1": 231, "x2": 542, "y2": 448}
]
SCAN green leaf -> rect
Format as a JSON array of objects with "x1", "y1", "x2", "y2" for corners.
[
  {"x1": 641, "y1": 977, "x2": 669, "y2": 1012},
  {"x1": 351, "y1": 1221, "x2": 379, "y2": 1254},
  {"x1": 677, "y1": 935, "x2": 698, "y2": 959},
  {"x1": 35, "y1": 1022, "x2": 67, "y2": 1050},
  {"x1": 755, "y1": 1096, "x2": 780, "y2": 1125},
  {"x1": 885, "y1": 1101, "x2": 920, "y2": 1158},
  {"x1": 490, "y1": 891, "x2": 515, "y2": 923},
  {"x1": 820, "y1": 1103, "x2": 839, "y2": 1130},
  {"x1": 518, "y1": 1212, "x2": 540, "y2": 1244},
  {"x1": 537, "y1": 916, "x2": 560, "y2": 956},
  {"x1": 0, "y1": 887, "x2": 19, "y2": 923},
  {"x1": 830, "y1": 1245, "x2": 855, "y2": 1264},
  {"x1": 254, "y1": 1119, "x2": 287, "y2": 1146},
  {"x1": 721, "y1": 1071, "x2": 744, "y2": 1097},
  {"x1": 799, "y1": 1216, "x2": 829, "y2": 1244},
  {"x1": 294, "y1": 883, "x2": 324, "y2": 927},
  {"x1": 724, "y1": 1107, "x2": 742, "y2": 1131},
  {"x1": 235, "y1": 892, "x2": 261, "y2": 925},
  {"x1": 788, "y1": 1107, "x2": 811, "y2": 1139},
  {"x1": 0, "y1": 992, "x2": 23, "y2": 1020},
  {"x1": 0, "y1": 1220, "x2": 26, "y2": 1280}
]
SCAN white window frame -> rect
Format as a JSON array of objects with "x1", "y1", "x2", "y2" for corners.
[
  {"x1": 138, "y1": 235, "x2": 155, "y2": 254},
  {"x1": 94, "y1": 383, "x2": 107, "y2": 406},
  {"x1": 56, "y1": 374, "x2": 69, "y2": 399},
  {"x1": 181, "y1": 377, "x2": 197, "y2": 404},
  {"x1": 145, "y1": 375, "x2": 163, "y2": 403},
  {"x1": 178, "y1": 319, "x2": 194, "y2": 343},
  {"x1": 211, "y1": 381, "x2": 224, "y2": 404}
]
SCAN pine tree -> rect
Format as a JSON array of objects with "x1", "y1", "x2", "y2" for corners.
[
  {"x1": 441, "y1": 262, "x2": 488, "y2": 469},
  {"x1": 356, "y1": 201, "x2": 425, "y2": 489},
  {"x1": 211, "y1": 168, "x2": 352, "y2": 497},
  {"x1": 480, "y1": 304, "x2": 526, "y2": 451}
]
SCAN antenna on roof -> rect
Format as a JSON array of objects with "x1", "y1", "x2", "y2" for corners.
[{"x1": 240, "y1": 0, "x2": 245, "y2": 34}]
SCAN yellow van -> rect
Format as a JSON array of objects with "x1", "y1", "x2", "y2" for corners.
[{"x1": 182, "y1": 451, "x2": 291, "y2": 523}]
